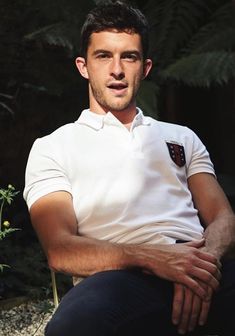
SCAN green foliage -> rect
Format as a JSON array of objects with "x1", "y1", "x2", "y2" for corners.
[
  {"x1": 1, "y1": 0, "x2": 234, "y2": 119},
  {"x1": 1, "y1": 239, "x2": 72, "y2": 299},
  {"x1": 0, "y1": 93, "x2": 15, "y2": 115},
  {"x1": 0, "y1": 0, "x2": 95, "y2": 115},
  {"x1": 0, "y1": 264, "x2": 10, "y2": 272},
  {"x1": 0, "y1": 185, "x2": 19, "y2": 207},
  {"x1": 161, "y1": 51, "x2": 235, "y2": 87},
  {"x1": 24, "y1": 23, "x2": 74, "y2": 52},
  {"x1": 0, "y1": 184, "x2": 19, "y2": 230},
  {"x1": 0, "y1": 227, "x2": 19, "y2": 241},
  {"x1": 0, "y1": 185, "x2": 20, "y2": 272},
  {"x1": 183, "y1": 2, "x2": 235, "y2": 54},
  {"x1": 142, "y1": 0, "x2": 235, "y2": 87}
]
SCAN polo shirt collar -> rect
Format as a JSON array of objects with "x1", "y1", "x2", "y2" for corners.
[{"x1": 76, "y1": 108, "x2": 151, "y2": 130}]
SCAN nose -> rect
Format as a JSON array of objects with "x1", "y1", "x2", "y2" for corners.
[{"x1": 110, "y1": 57, "x2": 124, "y2": 79}]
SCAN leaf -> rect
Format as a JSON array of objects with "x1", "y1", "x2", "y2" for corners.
[
  {"x1": 24, "y1": 23, "x2": 73, "y2": 51},
  {"x1": 184, "y1": 2, "x2": 235, "y2": 54},
  {"x1": 0, "y1": 264, "x2": 10, "y2": 272},
  {"x1": 144, "y1": 0, "x2": 220, "y2": 67},
  {"x1": 0, "y1": 228, "x2": 20, "y2": 240},
  {"x1": 160, "y1": 51, "x2": 235, "y2": 87},
  {"x1": 0, "y1": 93, "x2": 14, "y2": 99},
  {"x1": 0, "y1": 102, "x2": 14, "y2": 115}
]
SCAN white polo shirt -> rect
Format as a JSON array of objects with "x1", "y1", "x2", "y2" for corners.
[{"x1": 24, "y1": 108, "x2": 215, "y2": 245}]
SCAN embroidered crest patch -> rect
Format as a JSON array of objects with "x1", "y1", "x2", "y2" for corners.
[{"x1": 166, "y1": 142, "x2": 186, "y2": 167}]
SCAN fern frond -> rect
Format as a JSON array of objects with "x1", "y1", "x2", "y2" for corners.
[
  {"x1": 192, "y1": 28, "x2": 235, "y2": 53},
  {"x1": 184, "y1": 2, "x2": 235, "y2": 54},
  {"x1": 160, "y1": 51, "x2": 235, "y2": 87},
  {"x1": 0, "y1": 264, "x2": 10, "y2": 272},
  {"x1": 145, "y1": 0, "x2": 178, "y2": 65},
  {"x1": 145, "y1": 0, "x2": 220, "y2": 67},
  {"x1": 0, "y1": 102, "x2": 14, "y2": 115},
  {"x1": 24, "y1": 23, "x2": 73, "y2": 51}
]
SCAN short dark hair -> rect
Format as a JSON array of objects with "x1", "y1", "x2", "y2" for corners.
[{"x1": 80, "y1": 0, "x2": 149, "y2": 59}]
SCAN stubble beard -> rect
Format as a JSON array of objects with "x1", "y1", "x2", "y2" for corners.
[{"x1": 89, "y1": 81, "x2": 140, "y2": 113}]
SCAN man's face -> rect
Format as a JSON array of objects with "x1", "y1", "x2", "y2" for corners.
[{"x1": 76, "y1": 30, "x2": 152, "y2": 115}]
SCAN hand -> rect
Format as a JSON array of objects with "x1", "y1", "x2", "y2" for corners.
[
  {"x1": 172, "y1": 283, "x2": 213, "y2": 334},
  {"x1": 138, "y1": 239, "x2": 221, "y2": 299},
  {"x1": 171, "y1": 241, "x2": 222, "y2": 334}
]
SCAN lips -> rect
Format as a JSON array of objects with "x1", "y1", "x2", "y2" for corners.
[{"x1": 107, "y1": 82, "x2": 128, "y2": 90}]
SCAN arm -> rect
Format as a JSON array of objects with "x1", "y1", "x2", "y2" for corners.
[
  {"x1": 172, "y1": 172, "x2": 235, "y2": 334},
  {"x1": 30, "y1": 190, "x2": 220, "y2": 298},
  {"x1": 189, "y1": 173, "x2": 235, "y2": 259},
  {"x1": 30, "y1": 191, "x2": 130, "y2": 277}
]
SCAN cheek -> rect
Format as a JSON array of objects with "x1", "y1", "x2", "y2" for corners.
[
  {"x1": 133, "y1": 72, "x2": 143, "y2": 87},
  {"x1": 88, "y1": 71, "x2": 104, "y2": 88},
  {"x1": 128, "y1": 66, "x2": 143, "y2": 82},
  {"x1": 87, "y1": 64, "x2": 104, "y2": 78}
]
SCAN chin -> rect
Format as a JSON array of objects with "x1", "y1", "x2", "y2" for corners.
[{"x1": 106, "y1": 101, "x2": 134, "y2": 113}]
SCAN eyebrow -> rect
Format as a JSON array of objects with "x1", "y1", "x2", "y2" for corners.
[
  {"x1": 92, "y1": 49, "x2": 142, "y2": 57},
  {"x1": 92, "y1": 49, "x2": 111, "y2": 56}
]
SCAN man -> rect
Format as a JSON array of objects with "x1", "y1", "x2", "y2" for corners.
[{"x1": 24, "y1": 1, "x2": 235, "y2": 335}]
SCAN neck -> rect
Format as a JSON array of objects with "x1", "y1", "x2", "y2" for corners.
[
  {"x1": 89, "y1": 102, "x2": 137, "y2": 125},
  {"x1": 111, "y1": 109, "x2": 137, "y2": 125}
]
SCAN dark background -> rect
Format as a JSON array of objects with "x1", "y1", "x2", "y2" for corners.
[{"x1": 0, "y1": 0, "x2": 235, "y2": 301}]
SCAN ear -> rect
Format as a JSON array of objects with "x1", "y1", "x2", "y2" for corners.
[
  {"x1": 142, "y1": 59, "x2": 152, "y2": 80},
  {"x1": 75, "y1": 57, "x2": 89, "y2": 79}
]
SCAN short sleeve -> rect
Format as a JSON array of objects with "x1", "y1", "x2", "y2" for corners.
[
  {"x1": 23, "y1": 137, "x2": 72, "y2": 209},
  {"x1": 186, "y1": 129, "x2": 215, "y2": 178}
]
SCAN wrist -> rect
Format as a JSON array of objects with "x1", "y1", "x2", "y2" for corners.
[
  {"x1": 121, "y1": 243, "x2": 154, "y2": 272},
  {"x1": 201, "y1": 239, "x2": 224, "y2": 261}
]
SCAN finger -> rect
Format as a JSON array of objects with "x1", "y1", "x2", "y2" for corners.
[
  {"x1": 189, "y1": 267, "x2": 220, "y2": 293},
  {"x1": 188, "y1": 294, "x2": 202, "y2": 332},
  {"x1": 195, "y1": 250, "x2": 221, "y2": 269},
  {"x1": 195, "y1": 258, "x2": 221, "y2": 281},
  {"x1": 177, "y1": 287, "x2": 193, "y2": 334},
  {"x1": 199, "y1": 288, "x2": 212, "y2": 326},
  {"x1": 199, "y1": 299, "x2": 211, "y2": 326},
  {"x1": 181, "y1": 276, "x2": 208, "y2": 299},
  {"x1": 172, "y1": 283, "x2": 184, "y2": 325}
]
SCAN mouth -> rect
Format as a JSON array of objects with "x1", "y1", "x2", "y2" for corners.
[{"x1": 107, "y1": 82, "x2": 128, "y2": 94}]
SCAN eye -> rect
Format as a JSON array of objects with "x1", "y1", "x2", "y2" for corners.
[
  {"x1": 96, "y1": 53, "x2": 110, "y2": 59},
  {"x1": 122, "y1": 53, "x2": 140, "y2": 62}
]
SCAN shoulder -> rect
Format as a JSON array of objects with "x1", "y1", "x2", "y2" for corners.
[
  {"x1": 145, "y1": 116, "x2": 208, "y2": 159},
  {"x1": 49, "y1": 122, "x2": 78, "y2": 139},
  {"x1": 147, "y1": 116, "x2": 196, "y2": 140},
  {"x1": 32, "y1": 122, "x2": 79, "y2": 149}
]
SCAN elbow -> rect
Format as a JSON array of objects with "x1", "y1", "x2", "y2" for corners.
[
  {"x1": 47, "y1": 248, "x2": 64, "y2": 273},
  {"x1": 47, "y1": 255, "x2": 59, "y2": 273}
]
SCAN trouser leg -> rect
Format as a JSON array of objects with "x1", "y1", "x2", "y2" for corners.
[
  {"x1": 45, "y1": 260, "x2": 235, "y2": 336},
  {"x1": 45, "y1": 269, "x2": 178, "y2": 336}
]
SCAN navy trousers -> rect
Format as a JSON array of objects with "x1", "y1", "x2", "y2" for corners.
[{"x1": 45, "y1": 260, "x2": 235, "y2": 336}]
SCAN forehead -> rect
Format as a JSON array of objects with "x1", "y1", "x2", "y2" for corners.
[{"x1": 88, "y1": 30, "x2": 142, "y2": 53}]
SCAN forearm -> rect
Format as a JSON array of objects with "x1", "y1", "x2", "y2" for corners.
[
  {"x1": 203, "y1": 211, "x2": 235, "y2": 260},
  {"x1": 46, "y1": 234, "x2": 136, "y2": 277},
  {"x1": 47, "y1": 234, "x2": 220, "y2": 301},
  {"x1": 188, "y1": 173, "x2": 235, "y2": 260}
]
